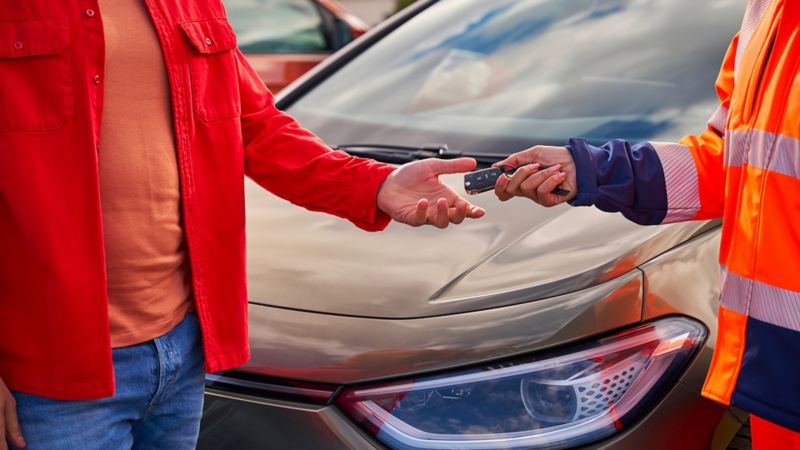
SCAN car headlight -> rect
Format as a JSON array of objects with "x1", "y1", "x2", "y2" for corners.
[{"x1": 337, "y1": 317, "x2": 706, "y2": 450}]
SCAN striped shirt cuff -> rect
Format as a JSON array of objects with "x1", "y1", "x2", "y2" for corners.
[{"x1": 651, "y1": 142, "x2": 700, "y2": 224}]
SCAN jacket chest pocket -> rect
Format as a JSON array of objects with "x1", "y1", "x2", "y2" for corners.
[
  {"x1": 179, "y1": 19, "x2": 241, "y2": 122},
  {"x1": 0, "y1": 18, "x2": 73, "y2": 132}
]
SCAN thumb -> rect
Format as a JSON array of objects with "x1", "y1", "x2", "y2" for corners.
[
  {"x1": 493, "y1": 154, "x2": 519, "y2": 168},
  {"x1": 425, "y1": 158, "x2": 478, "y2": 176}
]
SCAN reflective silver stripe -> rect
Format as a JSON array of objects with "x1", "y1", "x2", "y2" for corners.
[
  {"x1": 708, "y1": 105, "x2": 729, "y2": 134},
  {"x1": 719, "y1": 265, "x2": 800, "y2": 332},
  {"x1": 724, "y1": 129, "x2": 748, "y2": 168},
  {"x1": 725, "y1": 129, "x2": 800, "y2": 179},
  {"x1": 719, "y1": 265, "x2": 750, "y2": 315},
  {"x1": 735, "y1": 0, "x2": 773, "y2": 80},
  {"x1": 651, "y1": 142, "x2": 700, "y2": 224}
]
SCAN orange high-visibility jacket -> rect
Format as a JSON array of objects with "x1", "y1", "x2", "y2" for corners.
[{"x1": 567, "y1": 0, "x2": 800, "y2": 430}]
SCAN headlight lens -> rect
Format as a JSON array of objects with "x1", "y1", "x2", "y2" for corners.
[{"x1": 337, "y1": 317, "x2": 705, "y2": 450}]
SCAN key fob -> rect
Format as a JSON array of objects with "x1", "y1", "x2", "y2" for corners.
[
  {"x1": 464, "y1": 166, "x2": 571, "y2": 196},
  {"x1": 464, "y1": 167, "x2": 503, "y2": 195}
]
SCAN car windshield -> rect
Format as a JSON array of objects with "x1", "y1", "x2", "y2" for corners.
[{"x1": 286, "y1": 0, "x2": 743, "y2": 154}]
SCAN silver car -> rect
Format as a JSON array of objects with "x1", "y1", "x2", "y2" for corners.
[{"x1": 199, "y1": 0, "x2": 750, "y2": 448}]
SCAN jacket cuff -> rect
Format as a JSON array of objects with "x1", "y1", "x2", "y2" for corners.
[
  {"x1": 349, "y1": 163, "x2": 396, "y2": 232},
  {"x1": 565, "y1": 138, "x2": 599, "y2": 207}
]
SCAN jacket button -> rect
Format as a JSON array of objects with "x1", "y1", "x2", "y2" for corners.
[
  {"x1": 13, "y1": 41, "x2": 22, "y2": 50},
  {"x1": 92, "y1": 74, "x2": 101, "y2": 85},
  {"x1": 204, "y1": 37, "x2": 213, "y2": 46},
  {"x1": 85, "y1": 9, "x2": 96, "y2": 17}
]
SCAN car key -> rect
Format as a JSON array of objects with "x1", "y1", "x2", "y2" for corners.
[
  {"x1": 464, "y1": 167, "x2": 505, "y2": 195},
  {"x1": 464, "y1": 166, "x2": 570, "y2": 196}
]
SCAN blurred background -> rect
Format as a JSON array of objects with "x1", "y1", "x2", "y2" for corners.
[
  {"x1": 340, "y1": 0, "x2": 417, "y2": 26},
  {"x1": 228, "y1": 0, "x2": 420, "y2": 92}
]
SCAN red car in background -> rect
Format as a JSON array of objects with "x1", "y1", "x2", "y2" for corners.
[{"x1": 226, "y1": 0, "x2": 368, "y2": 92}]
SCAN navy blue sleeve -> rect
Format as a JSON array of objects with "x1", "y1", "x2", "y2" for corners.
[{"x1": 566, "y1": 138, "x2": 668, "y2": 225}]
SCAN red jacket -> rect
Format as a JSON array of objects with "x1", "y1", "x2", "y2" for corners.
[{"x1": 0, "y1": 0, "x2": 394, "y2": 400}]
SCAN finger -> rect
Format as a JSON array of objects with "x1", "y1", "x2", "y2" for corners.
[
  {"x1": 520, "y1": 164, "x2": 561, "y2": 199},
  {"x1": 412, "y1": 199, "x2": 428, "y2": 226},
  {"x1": 494, "y1": 173, "x2": 514, "y2": 201},
  {"x1": 0, "y1": 413, "x2": 6, "y2": 450},
  {"x1": 448, "y1": 201, "x2": 468, "y2": 225},
  {"x1": 4, "y1": 401, "x2": 23, "y2": 449},
  {"x1": 436, "y1": 198, "x2": 450, "y2": 228},
  {"x1": 493, "y1": 147, "x2": 539, "y2": 168},
  {"x1": 429, "y1": 198, "x2": 450, "y2": 229},
  {"x1": 537, "y1": 172, "x2": 569, "y2": 207},
  {"x1": 492, "y1": 154, "x2": 519, "y2": 168},
  {"x1": 506, "y1": 164, "x2": 540, "y2": 194},
  {"x1": 426, "y1": 158, "x2": 477, "y2": 176},
  {"x1": 467, "y1": 205, "x2": 486, "y2": 218}
]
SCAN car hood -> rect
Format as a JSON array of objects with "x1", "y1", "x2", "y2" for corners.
[{"x1": 245, "y1": 174, "x2": 706, "y2": 318}]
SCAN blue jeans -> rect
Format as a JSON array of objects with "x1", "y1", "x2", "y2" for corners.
[{"x1": 11, "y1": 313, "x2": 205, "y2": 450}]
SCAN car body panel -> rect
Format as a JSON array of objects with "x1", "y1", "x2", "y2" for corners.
[
  {"x1": 640, "y1": 228, "x2": 750, "y2": 424},
  {"x1": 246, "y1": 177, "x2": 708, "y2": 318},
  {"x1": 241, "y1": 270, "x2": 642, "y2": 384},
  {"x1": 202, "y1": 230, "x2": 733, "y2": 449},
  {"x1": 642, "y1": 229, "x2": 722, "y2": 392}
]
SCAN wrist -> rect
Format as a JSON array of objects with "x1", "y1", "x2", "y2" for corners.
[
  {"x1": 376, "y1": 172, "x2": 394, "y2": 216},
  {"x1": 375, "y1": 165, "x2": 400, "y2": 221},
  {"x1": 565, "y1": 138, "x2": 597, "y2": 206}
]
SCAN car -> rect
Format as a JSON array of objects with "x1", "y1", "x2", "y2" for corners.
[
  {"x1": 226, "y1": 0, "x2": 367, "y2": 92},
  {"x1": 199, "y1": 0, "x2": 751, "y2": 449}
]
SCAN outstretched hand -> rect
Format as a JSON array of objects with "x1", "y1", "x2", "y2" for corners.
[
  {"x1": 493, "y1": 146, "x2": 578, "y2": 206},
  {"x1": 377, "y1": 158, "x2": 486, "y2": 228}
]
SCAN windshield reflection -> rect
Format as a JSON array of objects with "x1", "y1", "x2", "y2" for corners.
[{"x1": 287, "y1": 0, "x2": 743, "y2": 154}]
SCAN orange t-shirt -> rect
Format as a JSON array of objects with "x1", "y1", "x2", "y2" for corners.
[{"x1": 98, "y1": 0, "x2": 192, "y2": 347}]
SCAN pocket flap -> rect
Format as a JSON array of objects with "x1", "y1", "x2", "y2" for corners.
[
  {"x1": 0, "y1": 19, "x2": 69, "y2": 57},
  {"x1": 179, "y1": 19, "x2": 237, "y2": 54}
]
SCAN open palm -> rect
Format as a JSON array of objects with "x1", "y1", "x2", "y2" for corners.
[{"x1": 377, "y1": 158, "x2": 485, "y2": 228}]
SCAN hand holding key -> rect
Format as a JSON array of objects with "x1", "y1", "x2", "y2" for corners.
[{"x1": 492, "y1": 146, "x2": 578, "y2": 206}]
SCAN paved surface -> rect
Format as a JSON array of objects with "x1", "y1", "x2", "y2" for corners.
[{"x1": 339, "y1": 0, "x2": 396, "y2": 26}]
